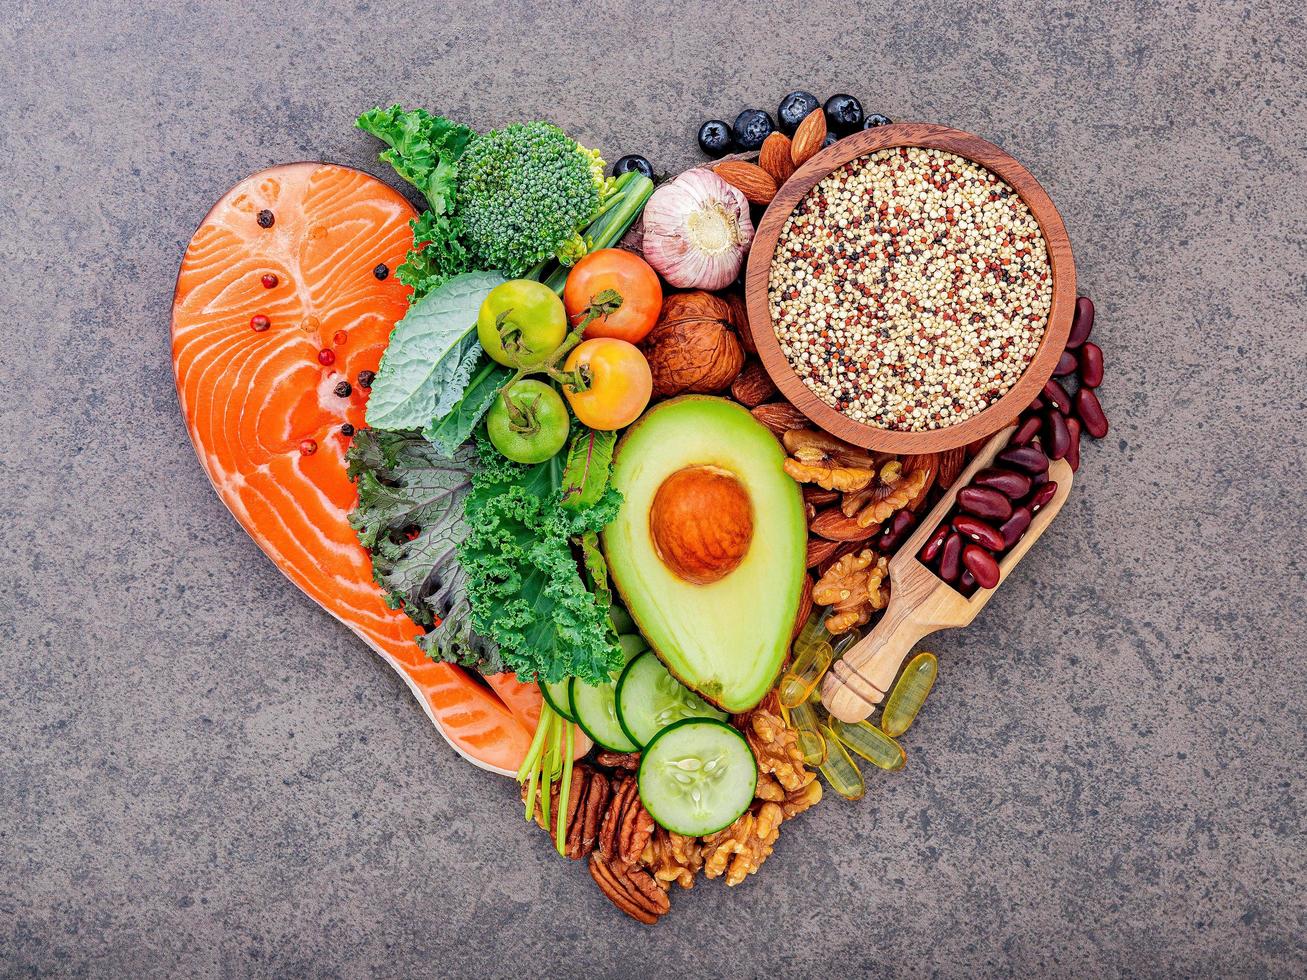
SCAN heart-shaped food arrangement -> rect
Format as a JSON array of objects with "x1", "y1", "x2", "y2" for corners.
[{"x1": 172, "y1": 93, "x2": 1110, "y2": 923}]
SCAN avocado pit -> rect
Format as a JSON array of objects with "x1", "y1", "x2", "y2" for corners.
[{"x1": 649, "y1": 464, "x2": 753, "y2": 585}]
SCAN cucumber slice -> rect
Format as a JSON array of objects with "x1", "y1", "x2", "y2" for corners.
[
  {"x1": 539, "y1": 678, "x2": 576, "y2": 722},
  {"x1": 615, "y1": 652, "x2": 728, "y2": 748},
  {"x1": 637, "y1": 719, "x2": 757, "y2": 836},
  {"x1": 610, "y1": 604, "x2": 637, "y2": 635},
  {"x1": 568, "y1": 642, "x2": 642, "y2": 753}
]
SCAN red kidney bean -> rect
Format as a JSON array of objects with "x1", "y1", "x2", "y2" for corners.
[
  {"x1": 1029, "y1": 481, "x2": 1058, "y2": 512},
  {"x1": 1029, "y1": 469, "x2": 1048, "y2": 492},
  {"x1": 1078, "y1": 342, "x2": 1103, "y2": 388},
  {"x1": 960, "y1": 569, "x2": 977, "y2": 590},
  {"x1": 877, "y1": 509, "x2": 916, "y2": 553},
  {"x1": 957, "y1": 486, "x2": 1014, "y2": 522},
  {"x1": 1042, "y1": 379, "x2": 1072, "y2": 415},
  {"x1": 999, "y1": 506, "x2": 1032, "y2": 547},
  {"x1": 1054, "y1": 350, "x2": 1078, "y2": 376},
  {"x1": 1065, "y1": 416, "x2": 1082, "y2": 472},
  {"x1": 1044, "y1": 409, "x2": 1071, "y2": 460},
  {"x1": 952, "y1": 514, "x2": 1006, "y2": 551},
  {"x1": 1029, "y1": 395, "x2": 1046, "y2": 412},
  {"x1": 1012, "y1": 414, "x2": 1042, "y2": 447},
  {"x1": 1074, "y1": 387, "x2": 1109, "y2": 438},
  {"x1": 1067, "y1": 296, "x2": 1094, "y2": 348},
  {"x1": 919, "y1": 523, "x2": 949, "y2": 563},
  {"x1": 962, "y1": 544, "x2": 1001, "y2": 589},
  {"x1": 972, "y1": 467, "x2": 1032, "y2": 500},
  {"x1": 998, "y1": 444, "x2": 1049, "y2": 475},
  {"x1": 939, "y1": 532, "x2": 964, "y2": 582}
]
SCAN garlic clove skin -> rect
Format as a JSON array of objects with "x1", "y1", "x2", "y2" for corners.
[{"x1": 642, "y1": 169, "x2": 755, "y2": 290}]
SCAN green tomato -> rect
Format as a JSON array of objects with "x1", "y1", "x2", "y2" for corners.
[
  {"x1": 477, "y1": 279, "x2": 568, "y2": 366},
  {"x1": 486, "y1": 380, "x2": 570, "y2": 464}
]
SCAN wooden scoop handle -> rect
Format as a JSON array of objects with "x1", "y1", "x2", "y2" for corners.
[{"x1": 823, "y1": 595, "x2": 933, "y2": 721}]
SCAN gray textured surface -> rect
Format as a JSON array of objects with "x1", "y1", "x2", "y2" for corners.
[{"x1": 2, "y1": 0, "x2": 1305, "y2": 976}]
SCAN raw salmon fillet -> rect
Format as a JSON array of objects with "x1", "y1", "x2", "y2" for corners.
[{"x1": 171, "y1": 162, "x2": 581, "y2": 775}]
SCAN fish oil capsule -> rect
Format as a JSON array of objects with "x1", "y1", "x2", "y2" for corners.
[
  {"x1": 830, "y1": 628, "x2": 861, "y2": 658},
  {"x1": 829, "y1": 718, "x2": 905, "y2": 771},
  {"x1": 818, "y1": 725, "x2": 866, "y2": 800},
  {"x1": 881, "y1": 652, "x2": 938, "y2": 737},
  {"x1": 779, "y1": 641, "x2": 833, "y2": 708},
  {"x1": 789, "y1": 700, "x2": 828, "y2": 767},
  {"x1": 793, "y1": 611, "x2": 828, "y2": 655}
]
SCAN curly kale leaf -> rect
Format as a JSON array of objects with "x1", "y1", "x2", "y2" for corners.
[
  {"x1": 458, "y1": 437, "x2": 623, "y2": 685},
  {"x1": 346, "y1": 429, "x2": 500, "y2": 673}
]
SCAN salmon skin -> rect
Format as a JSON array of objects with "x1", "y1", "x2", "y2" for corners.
[{"x1": 171, "y1": 162, "x2": 585, "y2": 776}]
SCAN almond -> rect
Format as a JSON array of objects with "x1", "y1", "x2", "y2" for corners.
[
  {"x1": 791, "y1": 110, "x2": 827, "y2": 168},
  {"x1": 809, "y1": 506, "x2": 880, "y2": 542},
  {"x1": 936, "y1": 447, "x2": 967, "y2": 490},
  {"x1": 750, "y1": 402, "x2": 810, "y2": 439},
  {"x1": 806, "y1": 536, "x2": 841, "y2": 569},
  {"x1": 791, "y1": 573, "x2": 814, "y2": 640},
  {"x1": 729, "y1": 360, "x2": 779, "y2": 407},
  {"x1": 802, "y1": 485, "x2": 840, "y2": 508},
  {"x1": 714, "y1": 161, "x2": 778, "y2": 206},
  {"x1": 758, "y1": 132, "x2": 795, "y2": 184}
]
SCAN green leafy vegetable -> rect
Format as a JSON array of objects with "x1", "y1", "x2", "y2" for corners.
[
  {"x1": 458, "y1": 437, "x2": 623, "y2": 686},
  {"x1": 422, "y1": 354, "x2": 512, "y2": 456},
  {"x1": 346, "y1": 429, "x2": 500, "y2": 673},
  {"x1": 560, "y1": 428, "x2": 617, "y2": 511},
  {"x1": 356, "y1": 105, "x2": 476, "y2": 298},
  {"x1": 364, "y1": 271, "x2": 505, "y2": 433}
]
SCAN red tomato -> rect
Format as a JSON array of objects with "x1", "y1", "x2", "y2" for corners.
[
  {"x1": 562, "y1": 338, "x2": 653, "y2": 430},
  {"x1": 564, "y1": 249, "x2": 663, "y2": 343}
]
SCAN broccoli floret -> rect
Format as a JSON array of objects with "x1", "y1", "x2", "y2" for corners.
[{"x1": 457, "y1": 122, "x2": 614, "y2": 278}]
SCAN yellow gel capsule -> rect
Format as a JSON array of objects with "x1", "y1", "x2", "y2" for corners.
[
  {"x1": 793, "y1": 611, "x2": 828, "y2": 655},
  {"x1": 789, "y1": 700, "x2": 828, "y2": 766},
  {"x1": 881, "y1": 652, "x2": 938, "y2": 737},
  {"x1": 818, "y1": 725, "x2": 865, "y2": 800},
  {"x1": 830, "y1": 629, "x2": 861, "y2": 657},
  {"x1": 830, "y1": 718, "x2": 906, "y2": 771},
  {"x1": 778, "y1": 641, "x2": 833, "y2": 708}
]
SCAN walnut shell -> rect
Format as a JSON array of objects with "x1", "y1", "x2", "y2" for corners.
[{"x1": 641, "y1": 291, "x2": 745, "y2": 398}]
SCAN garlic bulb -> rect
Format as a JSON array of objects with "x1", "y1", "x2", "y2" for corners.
[{"x1": 641, "y1": 169, "x2": 754, "y2": 290}]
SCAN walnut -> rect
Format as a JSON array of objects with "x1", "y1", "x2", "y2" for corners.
[
  {"x1": 812, "y1": 549, "x2": 890, "y2": 633},
  {"x1": 852, "y1": 468, "x2": 930, "y2": 528},
  {"x1": 902, "y1": 452, "x2": 939, "y2": 510},
  {"x1": 743, "y1": 706, "x2": 811, "y2": 793},
  {"x1": 640, "y1": 827, "x2": 703, "y2": 890},
  {"x1": 782, "y1": 429, "x2": 887, "y2": 492},
  {"x1": 589, "y1": 853, "x2": 671, "y2": 924},
  {"x1": 721, "y1": 291, "x2": 756, "y2": 355},
  {"x1": 780, "y1": 778, "x2": 823, "y2": 819},
  {"x1": 702, "y1": 802, "x2": 785, "y2": 886},
  {"x1": 641, "y1": 291, "x2": 745, "y2": 397},
  {"x1": 599, "y1": 775, "x2": 655, "y2": 868}
]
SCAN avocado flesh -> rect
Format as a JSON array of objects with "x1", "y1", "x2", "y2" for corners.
[{"x1": 602, "y1": 396, "x2": 807, "y2": 713}]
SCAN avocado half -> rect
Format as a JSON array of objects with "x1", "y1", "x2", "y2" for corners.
[{"x1": 602, "y1": 396, "x2": 807, "y2": 713}]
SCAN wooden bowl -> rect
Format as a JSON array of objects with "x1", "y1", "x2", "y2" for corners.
[{"x1": 745, "y1": 122, "x2": 1075, "y2": 454}]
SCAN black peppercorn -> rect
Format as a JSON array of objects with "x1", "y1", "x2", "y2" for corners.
[
  {"x1": 257, "y1": 209, "x2": 275, "y2": 228},
  {"x1": 333, "y1": 380, "x2": 352, "y2": 398},
  {"x1": 357, "y1": 370, "x2": 376, "y2": 389},
  {"x1": 340, "y1": 423, "x2": 355, "y2": 437},
  {"x1": 373, "y1": 263, "x2": 389, "y2": 280}
]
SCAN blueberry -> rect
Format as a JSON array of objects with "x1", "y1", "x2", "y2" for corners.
[
  {"x1": 823, "y1": 132, "x2": 839, "y2": 148},
  {"x1": 612, "y1": 154, "x2": 655, "y2": 179},
  {"x1": 823, "y1": 94, "x2": 864, "y2": 134},
  {"x1": 777, "y1": 91, "x2": 820, "y2": 135},
  {"x1": 697, "y1": 120, "x2": 733, "y2": 157},
  {"x1": 863, "y1": 113, "x2": 893, "y2": 129},
  {"x1": 732, "y1": 109, "x2": 776, "y2": 151}
]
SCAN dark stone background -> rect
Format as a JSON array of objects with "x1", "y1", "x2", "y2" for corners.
[{"x1": 2, "y1": 1, "x2": 1303, "y2": 976}]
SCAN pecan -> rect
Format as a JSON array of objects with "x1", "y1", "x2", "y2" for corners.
[
  {"x1": 809, "y1": 507, "x2": 879, "y2": 542},
  {"x1": 599, "y1": 776, "x2": 654, "y2": 867},
  {"x1": 730, "y1": 360, "x2": 779, "y2": 407},
  {"x1": 751, "y1": 401, "x2": 808, "y2": 438},
  {"x1": 578, "y1": 770, "x2": 610, "y2": 856},
  {"x1": 522, "y1": 763, "x2": 609, "y2": 859},
  {"x1": 936, "y1": 447, "x2": 967, "y2": 490},
  {"x1": 595, "y1": 750, "x2": 641, "y2": 771},
  {"x1": 589, "y1": 853, "x2": 670, "y2": 924},
  {"x1": 812, "y1": 549, "x2": 890, "y2": 633}
]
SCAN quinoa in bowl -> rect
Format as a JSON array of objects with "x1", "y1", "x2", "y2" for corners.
[{"x1": 768, "y1": 146, "x2": 1053, "y2": 433}]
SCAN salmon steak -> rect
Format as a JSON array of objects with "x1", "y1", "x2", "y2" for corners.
[{"x1": 171, "y1": 162, "x2": 586, "y2": 775}]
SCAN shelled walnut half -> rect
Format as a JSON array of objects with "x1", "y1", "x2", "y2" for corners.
[{"x1": 812, "y1": 548, "x2": 890, "y2": 633}]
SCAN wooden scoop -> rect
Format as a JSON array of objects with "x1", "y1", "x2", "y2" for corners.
[{"x1": 820, "y1": 428, "x2": 1074, "y2": 723}]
